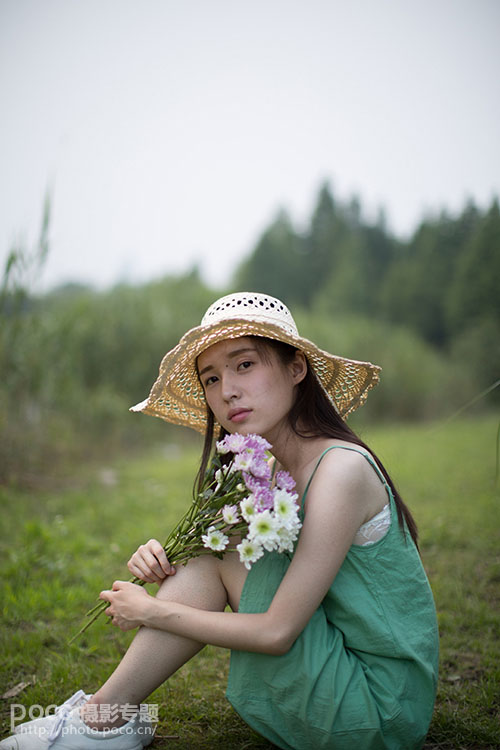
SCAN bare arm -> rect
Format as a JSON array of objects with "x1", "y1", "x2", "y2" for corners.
[{"x1": 101, "y1": 451, "x2": 374, "y2": 654}]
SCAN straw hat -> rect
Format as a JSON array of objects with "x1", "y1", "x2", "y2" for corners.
[{"x1": 130, "y1": 292, "x2": 381, "y2": 434}]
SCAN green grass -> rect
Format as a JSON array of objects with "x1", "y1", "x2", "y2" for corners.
[{"x1": 1, "y1": 415, "x2": 499, "y2": 749}]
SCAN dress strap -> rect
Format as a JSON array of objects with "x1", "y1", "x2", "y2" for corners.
[{"x1": 301, "y1": 445, "x2": 393, "y2": 510}]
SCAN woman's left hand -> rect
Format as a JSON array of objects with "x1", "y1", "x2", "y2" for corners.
[{"x1": 99, "y1": 580, "x2": 152, "y2": 631}]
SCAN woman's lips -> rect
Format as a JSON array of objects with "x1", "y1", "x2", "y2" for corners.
[{"x1": 228, "y1": 408, "x2": 252, "y2": 423}]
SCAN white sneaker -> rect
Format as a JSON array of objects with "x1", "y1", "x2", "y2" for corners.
[
  {"x1": 13, "y1": 691, "x2": 91, "y2": 736},
  {"x1": 0, "y1": 700, "x2": 156, "y2": 749}
]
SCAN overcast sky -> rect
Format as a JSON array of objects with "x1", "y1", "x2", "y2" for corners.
[{"x1": 1, "y1": 0, "x2": 499, "y2": 292}]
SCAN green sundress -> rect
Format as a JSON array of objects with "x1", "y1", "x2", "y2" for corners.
[{"x1": 226, "y1": 446, "x2": 439, "y2": 750}]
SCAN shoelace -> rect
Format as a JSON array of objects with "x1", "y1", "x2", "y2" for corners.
[{"x1": 47, "y1": 690, "x2": 87, "y2": 746}]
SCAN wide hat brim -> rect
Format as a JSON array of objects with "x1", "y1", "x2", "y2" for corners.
[{"x1": 130, "y1": 317, "x2": 381, "y2": 434}]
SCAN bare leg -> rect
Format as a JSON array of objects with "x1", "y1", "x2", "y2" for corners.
[{"x1": 83, "y1": 552, "x2": 247, "y2": 729}]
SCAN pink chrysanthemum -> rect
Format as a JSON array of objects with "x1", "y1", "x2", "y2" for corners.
[{"x1": 275, "y1": 470, "x2": 297, "y2": 492}]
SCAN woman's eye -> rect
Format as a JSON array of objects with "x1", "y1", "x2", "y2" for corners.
[
  {"x1": 204, "y1": 375, "x2": 218, "y2": 386},
  {"x1": 238, "y1": 360, "x2": 253, "y2": 371}
]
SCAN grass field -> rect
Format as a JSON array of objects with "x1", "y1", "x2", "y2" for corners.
[{"x1": 1, "y1": 415, "x2": 499, "y2": 749}]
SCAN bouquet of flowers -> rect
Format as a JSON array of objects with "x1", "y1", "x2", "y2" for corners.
[{"x1": 70, "y1": 433, "x2": 301, "y2": 642}]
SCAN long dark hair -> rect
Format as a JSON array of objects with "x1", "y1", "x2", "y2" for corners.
[{"x1": 195, "y1": 336, "x2": 419, "y2": 548}]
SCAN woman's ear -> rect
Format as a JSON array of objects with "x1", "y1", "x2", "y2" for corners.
[{"x1": 290, "y1": 350, "x2": 307, "y2": 385}]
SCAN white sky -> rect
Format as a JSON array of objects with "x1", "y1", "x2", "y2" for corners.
[{"x1": 1, "y1": 0, "x2": 499, "y2": 291}]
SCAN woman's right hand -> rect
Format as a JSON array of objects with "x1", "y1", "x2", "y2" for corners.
[{"x1": 127, "y1": 539, "x2": 176, "y2": 584}]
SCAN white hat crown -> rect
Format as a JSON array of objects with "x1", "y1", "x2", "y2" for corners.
[{"x1": 201, "y1": 292, "x2": 298, "y2": 337}]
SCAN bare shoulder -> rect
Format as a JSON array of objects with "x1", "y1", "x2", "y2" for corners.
[
  {"x1": 316, "y1": 443, "x2": 376, "y2": 481},
  {"x1": 305, "y1": 443, "x2": 387, "y2": 520}
]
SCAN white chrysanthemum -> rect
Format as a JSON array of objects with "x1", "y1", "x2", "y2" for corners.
[
  {"x1": 202, "y1": 526, "x2": 229, "y2": 552},
  {"x1": 273, "y1": 489, "x2": 300, "y2": 529},
  {"x1": 222, "y1": 504, "x2": 239, "y2": 525},
  {"x1": 276, "y1": 525, "x2": 299, "y2": 553},
  {"x1": 240, "y1": 496, "x2": 257, "y2": 522},
  {"x1": 248, "y1": 510, "x2": 280, "y2": 551},
  {"x1": 236, "y1": 538, "x2": 264, "y2": 570}
]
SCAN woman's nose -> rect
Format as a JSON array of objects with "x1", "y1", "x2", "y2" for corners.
[{"x1": 221, "y1": 371, "x2": 240, "y2": 401}]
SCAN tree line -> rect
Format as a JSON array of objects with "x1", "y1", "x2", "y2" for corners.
[
  {"x1": 235, "y1": 183, "x2": 499, "y2": 344},
  {"x1": 234, "y1": 183, "x2": 500, "y2": 402}
]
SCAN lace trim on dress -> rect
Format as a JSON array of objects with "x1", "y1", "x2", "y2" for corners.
[{"x1": 352, "y1": 503, "x2": 391, "y2": 546}]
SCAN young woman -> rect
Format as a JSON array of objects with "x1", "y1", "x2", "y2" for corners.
[{"x1": 1, "y1": 292, "x2": 439, "y2": 750}]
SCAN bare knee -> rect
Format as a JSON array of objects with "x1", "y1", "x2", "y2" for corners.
[{"x1": 155, "y1": 555, "x2": 228, "y2": 612}]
